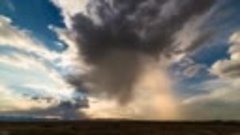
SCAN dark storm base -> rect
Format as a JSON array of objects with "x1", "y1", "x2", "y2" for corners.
[{"x1": 0, "y1": 120, "x2": 239, "y2": 135}]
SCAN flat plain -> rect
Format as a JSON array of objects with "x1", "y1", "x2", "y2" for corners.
[{"x1": 0, "y1": 121, "x2": 239, "y2": 135}]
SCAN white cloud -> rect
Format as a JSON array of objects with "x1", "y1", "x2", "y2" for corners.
[
  {"x1": 166, "y1": 3, "x2": 219, "y2": 65},
  {"x1": 210, "y1": 31, "x2": 240, "y2": 78},
  {"x1": 173, "y1": 6, "x2": 216, "y2": 54},
  {"x1": 183, "y1": 79, "x2": 240, "y2": 104},
  {"x1": 50, "y1": 0, "x2": 87, "y2": 28},
  {"x1": 49, "y1": 0, "x2": 91, "y2": 77},
  {"x1": 0, "y1": 15, "x2": 58, "y2": 61},
  {"x1": 0, "y1": 84, "x2": 56, "y2": 112},
  {"x1": 0, "y1": 52, "x2": 75, "y2": 107},
  {"x1": 48, "y1": 25, "x2": 91, "y2": 77},
  {"x1": 0, "y1": 15, "x2": 78, "y2": 112},
  {"x1": 180, "y1": 32, "x2": 240, "y2": 120},
  {"x1": 182, "y1": 79, "x2": 240, "y2": 120}
]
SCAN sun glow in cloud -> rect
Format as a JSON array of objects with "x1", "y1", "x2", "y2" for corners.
[{"x1": 82, "y1": 56, "x2": 181, "y2": 120}]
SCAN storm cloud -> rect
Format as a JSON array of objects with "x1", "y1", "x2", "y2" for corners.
[
  {"x1": 68, "y1": 0, "x2": 215, "y2": 101},
  {"x1": 47, "y1": 0, "x2": 218, "y2": 119},
  {"x1": 71, "y1": 0, "x2": 216, "y2": 61}
]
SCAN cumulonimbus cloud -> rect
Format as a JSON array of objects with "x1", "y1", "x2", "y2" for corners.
[{"x1": 52, "y1": 0, "x2": 217, "y2": 119}]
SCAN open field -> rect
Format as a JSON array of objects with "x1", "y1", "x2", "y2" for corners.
[{"x1": 0, "y1": 121, "x2": 239, "y2": 135}]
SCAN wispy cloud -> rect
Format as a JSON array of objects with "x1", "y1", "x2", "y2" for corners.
[
  {"x1": 0, "y1": 83, "x2": 55, "y2": 112},
  {"x1": 0, "y1": 15, "x2": 84, "y2": 118},
  {"x1": 210, "y1": 31, "x2": 240, "y2": 78},
  {"x1": 182, "y1": 79, "x2": 240, "y2": 120},
  {"x1": 181, "y1": 31, "x2": 240, "y2": 120},
  {"x1": 0, "y1": 16, "x2": 58, "y2": 60}
]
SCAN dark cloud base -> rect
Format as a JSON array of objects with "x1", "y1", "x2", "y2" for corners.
[{"x1": 72, "y1": 0, "x2": 215, "y2": 62}]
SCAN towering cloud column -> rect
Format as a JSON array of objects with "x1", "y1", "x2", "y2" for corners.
[{"x1": 64, "y1": 0, "x2": 215, "y2": 119}]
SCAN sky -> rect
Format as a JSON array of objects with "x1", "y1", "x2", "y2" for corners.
[{"x1": 0, "y1": 0, "x2": 240, "y2": 120}]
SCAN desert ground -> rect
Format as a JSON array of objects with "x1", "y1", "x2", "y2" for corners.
[{"x1": 0, "y1": 121, "x2": 239, "y2": 135}]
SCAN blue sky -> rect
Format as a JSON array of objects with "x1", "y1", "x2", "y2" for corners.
[
  {"x1": 0, "y1": 0, "x2": 65, "y2": 51},
  {"x1": 0, "y1": 0, "x2": 240, "y2": 120}
]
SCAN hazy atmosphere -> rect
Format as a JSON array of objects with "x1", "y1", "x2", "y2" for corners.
[{"x1": 0, "y1": 0, "x2": 240, "y2": 121}]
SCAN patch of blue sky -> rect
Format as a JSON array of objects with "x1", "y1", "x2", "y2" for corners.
[
  {"x1": 174, "y1": 82, "x2": 210, "y2": 99},
  {"x1": 192, "y1": 0, "x2": 240, "y2": 67},
  {"x1": 0, "y1": 0, "x2": 15, "y2": 12},
  {"x1": 0, "y1": 0, "x2": 66, "y2": 52},
  {"x1": 193, "y1": 42, "x2": 229, "y2": 67},
  {"x1": 172, "y1": 68, "x2": 216, "y2": 97}
]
